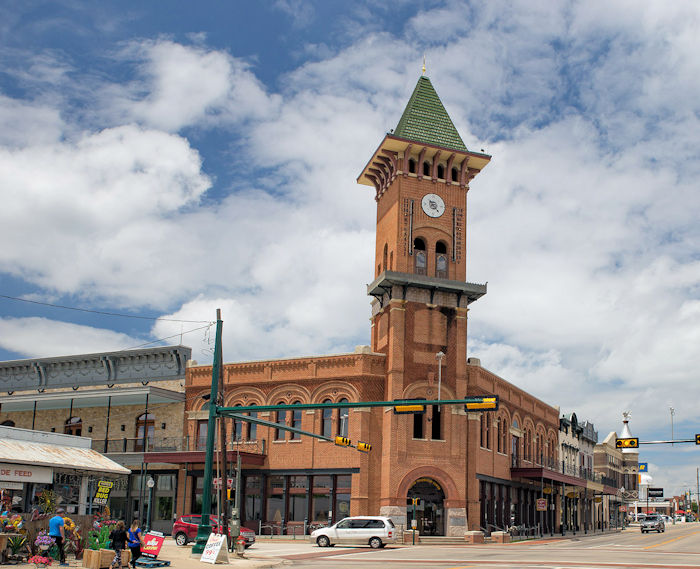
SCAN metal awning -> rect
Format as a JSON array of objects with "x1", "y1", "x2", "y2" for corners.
[
  {"x1": 0, "y1": 438, "x2": 130, "y2": 475},
  {"x1": 0, "y1": 386, "x2": 184, "y2": 412}
]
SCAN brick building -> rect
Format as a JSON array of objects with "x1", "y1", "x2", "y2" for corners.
[{"x1": 175, "y1": 76, "x2": 578, "y2": 537}]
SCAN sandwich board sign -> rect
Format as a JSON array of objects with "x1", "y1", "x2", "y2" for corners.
[
  {"x1": 140, "y1": 531, "x2": 165, "y2": 559},
  {"x1": 200, "y1": 533, "x2": 229, "y2": 564}
]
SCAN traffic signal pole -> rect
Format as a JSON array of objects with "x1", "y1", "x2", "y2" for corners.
[{"x1": 192, "y1": 309, "x2": 223, "y2": 555}]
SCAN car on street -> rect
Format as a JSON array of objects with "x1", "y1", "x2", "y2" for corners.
[
  {"x1": 310, "y1": 516, "x2": 396, "y2": 548},
  {"x1": 172, "y1": 515, "x2": 255, "y2": 547},
  {"x1": 640, "y1": 514, "x2": 665, "y2": 533}
]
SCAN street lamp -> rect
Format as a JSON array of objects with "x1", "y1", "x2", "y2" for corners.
[
  {"x1": 435, "y1": 351, "x2": 445, "y2": 404},
  {"x1": 145, "y1": 476, "x2": 155, "y2": 532}
]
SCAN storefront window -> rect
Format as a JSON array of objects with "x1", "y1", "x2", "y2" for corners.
[
  {"x1": 266, "y1": 495, "x2": 284, "y2": 523},
  {"x1": 312, "y1": 493, "x2": 330, "y2": 522},
  {"x1": 313, "y1": 475, "x2": 331, "y2": 489},
  {"x1": 289, "y1": 476, "x2": 307, "y2": 489},
  {"x1": 336, "y1": 493, "x2": 351, "y2": 520},
  {"x1": 289, "y1": 495, "x2": 306, "y2": 521}
]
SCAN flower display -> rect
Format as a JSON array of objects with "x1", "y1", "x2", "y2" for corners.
[
  {"x1": 34, "y1": 530, "x2": 56, "y2": 548},
  {"x1": 28, "y1": 554, "x2": 53, "y2": 567}
]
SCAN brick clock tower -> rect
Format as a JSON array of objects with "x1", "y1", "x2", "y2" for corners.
[{"x1": 357, "y1": 75, "x2": 490, "y2": 536}]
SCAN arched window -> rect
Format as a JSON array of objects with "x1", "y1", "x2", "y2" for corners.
[
  {"x1": 502, "y1": 421, "x2": 508, "y2": 454},
  {"x1": 382, "y1": 244, "x2": 388, "y2": 274},
  {"x1": 486, "y1": 415, "x2": 491, "y2": 449},
  {"x1": 291, "y1": 401, "x2": 302, "y2": 439},
  {"x1": 64, "y1": 416, "x2": 82, "y2": 436},
  {"x1": 389, "y1": 251, "x2": 393, "y2": 270},
  {"x1": 414, "y1": 238, "x2": 427, "y2": 275},
  {"x1": 275, "y1": 404, "x2": 286, "y2": 441},
  {"x1": 437, "y1": 164, "x2": 445, "y2": 179},
  {"x1": 431, "y1": 404, "x2": 441, "y2": 440},
  {"x1": 247, "y1": 404, "x2": 258, "y2": 441},
  {"x1": 480, "y1": 414, "x2": 486, "y2": 447},
  {"x1": 435, "y1": 241, "x2": 448, "y2": 278},
  {"x1": 451, "y1": 167, "x2": 459, "y2": 182},
  {"x1": 135, "y1": 413, "x2": 154, "y2": 451},
  {"x1": 1, "y1": 420, "x2": 15, "y2": 427},
  {"x1": 497, "y1": 418, "x2": 502, "y2": 453},
  {"x1": 233, "y1": 404, "x2": 243, "y2": 441},
  {"x1": 337, "y1": 398, "x2": 349, "y2": 438},
  {"x1": 408, "y1": 158, "x2": 417, "y2": 174},
  {"x1": 423, "y1": 161, "x2": 431, "y2": 176},
  {"x1": 321, "y1": 399, "x2": 333, "y2": 438}
]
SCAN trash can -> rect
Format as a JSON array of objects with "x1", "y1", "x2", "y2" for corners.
[{"x1": 235, "y1": 535, "x2": 246, "y2": 556}]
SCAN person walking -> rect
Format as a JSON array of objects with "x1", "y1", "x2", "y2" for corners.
[
  {"x1": 109, "y1": 521, "x2": 128, "y2": 569},
  {"x1": 48, "y1": 507, "x2": 68, "y2": 566},
  {"x1": 126, "y1": 520, "x2": 143, "y2": 569}
]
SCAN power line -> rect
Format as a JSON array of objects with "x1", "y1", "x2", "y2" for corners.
[
  {"x1": 0, "y1": 294, "x2": 211, "y2": 323},
  {"x1": 123, "y1": 324, "x2": 213, "y2": 350}
]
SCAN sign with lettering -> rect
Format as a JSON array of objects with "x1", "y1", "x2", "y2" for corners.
[
  {"x1": 0, "y1": 463, "x2": 53, "y2": 484},
  {"x1": 92, "y1": 480, "x2": 113, "y2": 506},
  {"x1": 140, "y1": 531, "x2": 165, "y2": 558},
  {"x1": 648, "y1": 488, "x2": 664, "y2": 498},
  {"x1": 200, "y1": 533, "x2": 229, "y2": 564},
  {"x1": 536, "y1": 498, "x2": 547, "y2": 512}
]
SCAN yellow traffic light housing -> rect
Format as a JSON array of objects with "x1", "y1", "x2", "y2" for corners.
[
  {"x1": 357, "y1": 441, "x2": 372, "y2": 453},
  {"x1": 393, "y1": 401, "x2": 425, "y2": 414},
  {"x1": 695, "y1": 434, "x2": 700, "y2": 445},
  {"x1": 464, "y1": 396, "x2": 499, "y2": 411},
  {"x1": 615, "y1": 437, "x2": 639, "y2": 449},
  {"x1": 334, "y1": 436, "x2": 351, "y2": 447}
]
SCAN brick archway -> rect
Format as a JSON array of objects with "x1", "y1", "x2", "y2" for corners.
[{"x1": 397, "y1": 466, "x2": 459, "y2": 501}]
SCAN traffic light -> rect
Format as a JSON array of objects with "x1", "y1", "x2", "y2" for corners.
[
  {"x1": 393, "y1": 401, "x2": 425, "y2": 414},
  {"x1": 334, "y1": 436, "x2": 351, "y2": 447},
  {"x1": 407, "y1": 497, "x2": 421, "y2": 506},
  {"x1": 464, "y1": 396, "x2": 499, "y2": 411},
  {"x1": 357, "y1": 441, "x2": 372, "y2": 453},
  {"x1": 615, "y1": 438, "x2": 639, "y2": 449},
  {"x1": 696, "y1": 434, "x2": 700, "y2": 445}
]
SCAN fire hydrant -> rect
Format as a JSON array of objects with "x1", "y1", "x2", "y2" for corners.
[{"x1": 234, "y1": 535, "x2": 246, "y2": 557}]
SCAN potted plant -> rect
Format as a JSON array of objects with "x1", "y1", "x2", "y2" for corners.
[
  {"x1": 28, "y1": 554, "x2": 53, "y2": 569},
  {"x1": 35, "y1": 530, "x2": 56, "y2": 552},
  {"x1": 8, "y1": 534, "x2": 28, "y2": 562}
]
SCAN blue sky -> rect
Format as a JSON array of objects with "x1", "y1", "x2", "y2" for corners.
[{"x1": 1, "y1": 0, "x2": 699, "y2": 498}]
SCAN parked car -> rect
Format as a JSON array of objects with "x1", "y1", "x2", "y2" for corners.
[
  {"x1": 640, "y1": 514, "x2": 665, "y2": 533},
  {"x1": 310, "y1": 516, "x2": 396, "y2": 548},
  {"x1": 172, "y1": 515, "x2": 255, "y2": 547}
]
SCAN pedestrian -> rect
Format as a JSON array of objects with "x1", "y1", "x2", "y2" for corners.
[
  {"x1": 109, "y1": 521, "x2": 128, "y2": 569},
  {"x1": 48, "y1": 507, "x2": 68, "y2": 566},
  {"x1": 126, "y1": 519, "x2": 144, "y2": 569}
]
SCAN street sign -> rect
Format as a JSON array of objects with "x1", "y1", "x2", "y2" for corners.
[
  {"x1": 616, "y1": 437, "x2": 639, "y2": 448},
  {"x1": 536, "y1": 498, "x2": 547, "y2": 511},
  {"x1": 619, "y1": 505, "x2": 627, "y2": 512},
  {"x1": 638, "y1": 463, "x2": 648, "y2": 472},
  {"x1": 648, "y1": 487, "x2": 664, "y2": 498}
]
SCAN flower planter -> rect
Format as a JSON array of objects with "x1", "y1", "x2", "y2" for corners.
[{"x1": 82, "y1": 548, "x2": 130, "y2": 569}]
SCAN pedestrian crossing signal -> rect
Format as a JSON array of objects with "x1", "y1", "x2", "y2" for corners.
[
  {"x1": 357, "y1": 441, "x2": 372, "y2": 453},
  {"x1": 616, "y1": 437, "x2": 639, "y2": 448},
  {"x1": 334, "y1": 436, "x2": 351, "y2": 447}
]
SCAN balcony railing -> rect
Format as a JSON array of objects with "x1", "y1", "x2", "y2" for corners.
[
  {"x1": 92, "y1": 437, "x2": 266, "y2": 455},
  {"x1": 511, "y1": 455, "x2": 604, "y2": 484}
]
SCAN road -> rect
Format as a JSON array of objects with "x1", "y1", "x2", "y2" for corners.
[{"x1": 245, "y1": 524, "x2": 700, "y2": 569}]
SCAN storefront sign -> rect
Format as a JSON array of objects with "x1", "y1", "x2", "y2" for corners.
[
  {"x1": 141, "y1": 531, "x2": 165, "y2": 558},
  {"x1": 536, "y1": 498, "x2": 547, "y2": 511},
  {"x1": 93, "y1": 480, "x2": 113, "y2": 506},
  {"x1": 0, "y1": 481, "x2": 23, "y2": 490},
  {"x1": 648, "y1": 487, "x2": 664, "y2": 498},
  {"x1": 0, "y1": 464, "x2": 53, "y2": 484},
  {"x1": 618, "y1": 505, "x2": 627, "y2": 512}
]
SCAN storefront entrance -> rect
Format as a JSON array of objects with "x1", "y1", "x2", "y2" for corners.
[{"x1": 407, "y1": 478, "x2": 445, "y2": 536}]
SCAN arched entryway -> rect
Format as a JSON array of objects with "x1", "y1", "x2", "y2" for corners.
[{"x1": 407, "y1": 478, "x2": 445, "y2": 536}]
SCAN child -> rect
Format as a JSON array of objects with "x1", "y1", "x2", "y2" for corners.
[
  {"x1": 126, "y1": 520, "x2": 144, "y2": 569},
  {"x1": 109, "y1": 521, "x2": 128, "y2": 569}
]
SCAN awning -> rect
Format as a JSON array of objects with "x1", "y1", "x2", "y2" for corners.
[{"x1": 0, "y1": 438, "x2": 130, "y2": 476}]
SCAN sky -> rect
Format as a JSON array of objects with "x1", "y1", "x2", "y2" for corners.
[{"x1": 1, "y1": 0, "x2": 699, "y2": 498}]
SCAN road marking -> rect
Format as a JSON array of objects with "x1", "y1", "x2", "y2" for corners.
[{"x1": 642, "y1": 530, "x2": 700, "y2": 550}]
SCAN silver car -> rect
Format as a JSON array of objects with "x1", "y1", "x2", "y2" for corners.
[
  {"x1": 310, "y1": 516, "x2": 396, "y2": 548},
  {"x1": 641, "y1": 514, "x2": 665, "y2": 533}
]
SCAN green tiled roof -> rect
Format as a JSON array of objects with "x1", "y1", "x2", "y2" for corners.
[{"x1": 393, "y1": 76, "x2": 467, "y2": 152}]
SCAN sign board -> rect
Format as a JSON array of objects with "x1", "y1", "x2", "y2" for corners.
[
  {"x1": 0, "y1": 464, "x2": 53, "y2": 484},
  {"x1": 648, "y1": 488, "x2": 664, "y2": 498},
  {"x1": 638, "y1": 463, "x2": 648, "y2": 472},
  {"x1": 140, "y1": 531, "x2": 165, "y2": 559},
  {"x1": 200, "y1": 533, "x2": 229, "y2": 564},
  {"x1": 92, "y1": 480, "x2": 113, "y2": 506},
  {"x1": 536, "y1": 498, "x2": 547, "y2": 512},
  {"x1": 0, "y1": 481, "x2": 23, "y2": 490},
  {"x1": 212, "y1": 477, "x2": 233, "y2": 489},
  {"x1": 619, "y1": 505, "x2": 627, "y2": 512}
]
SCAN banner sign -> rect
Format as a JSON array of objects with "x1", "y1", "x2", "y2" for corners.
[
  {"x1": 141, "y1": 531, "x2": 165, "y2": 559},
  {"x1": 0, "y1": 464, "x2": 53, "y2": 484},
  {"x1": 92, "y1": 480, "x2": 113, "y2": 506},
  {"x1": 638, "y1": 463, "x2": 648, "y2": 472}
]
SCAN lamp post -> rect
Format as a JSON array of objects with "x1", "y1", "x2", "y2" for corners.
[
  {"x1": 145, "y1": 476, "x2": 155, "y2": 532},
  {"x1": 435, "y1": 351, "x2": 445, "y2": 404},
  {"x1": 670, "y1": 407, "x2": 675, "y2": 446}
]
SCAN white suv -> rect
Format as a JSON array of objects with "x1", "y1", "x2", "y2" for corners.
[{"x1": 310, "y1": 516, "x2": 396, "y2": 548}]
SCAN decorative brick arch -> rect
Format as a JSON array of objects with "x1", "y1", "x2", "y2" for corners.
[
  {"x1": 266, "y1": 384, "x2": 311, "y2": 405},
  {"x1": 397, "y1": 466, "x2": 459, "y2": 502},
  {"x1": 403, "y1": 382, "x2": 455, "y2": 401},
  {"x1": 310, "y1": 381, "x2": 360, "y2": 403},
  {"x1": 225, "y1": 387, "x2": 265, "y2": 407}
]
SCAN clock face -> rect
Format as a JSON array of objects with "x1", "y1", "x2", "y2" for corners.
[{"x1": 421, "y1": 193, "x2": 445, "y2": 218}]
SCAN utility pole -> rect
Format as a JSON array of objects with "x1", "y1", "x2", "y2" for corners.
[
  {"x1": 192, "y1": 309, "x2": 223, "y2": 555},
  {"x1": 218, "y1": 332, "x2": 229, "y2": 543}
]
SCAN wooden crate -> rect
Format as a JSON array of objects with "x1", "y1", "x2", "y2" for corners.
[{"x1": 82, "y1": 548, "x2": 131, "y2": 569}]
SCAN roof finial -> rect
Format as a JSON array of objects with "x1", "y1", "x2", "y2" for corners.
[{"x1": 422, "y1": 54, "x2": 426, "y2": 76}]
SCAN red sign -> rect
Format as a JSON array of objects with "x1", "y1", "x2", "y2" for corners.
[
  {"x1": 140, "y1": 532, "x2": 165, "y2": 559},
  {"x1": 618, "y1": 505, "x2": 627, "y2": 512}
]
